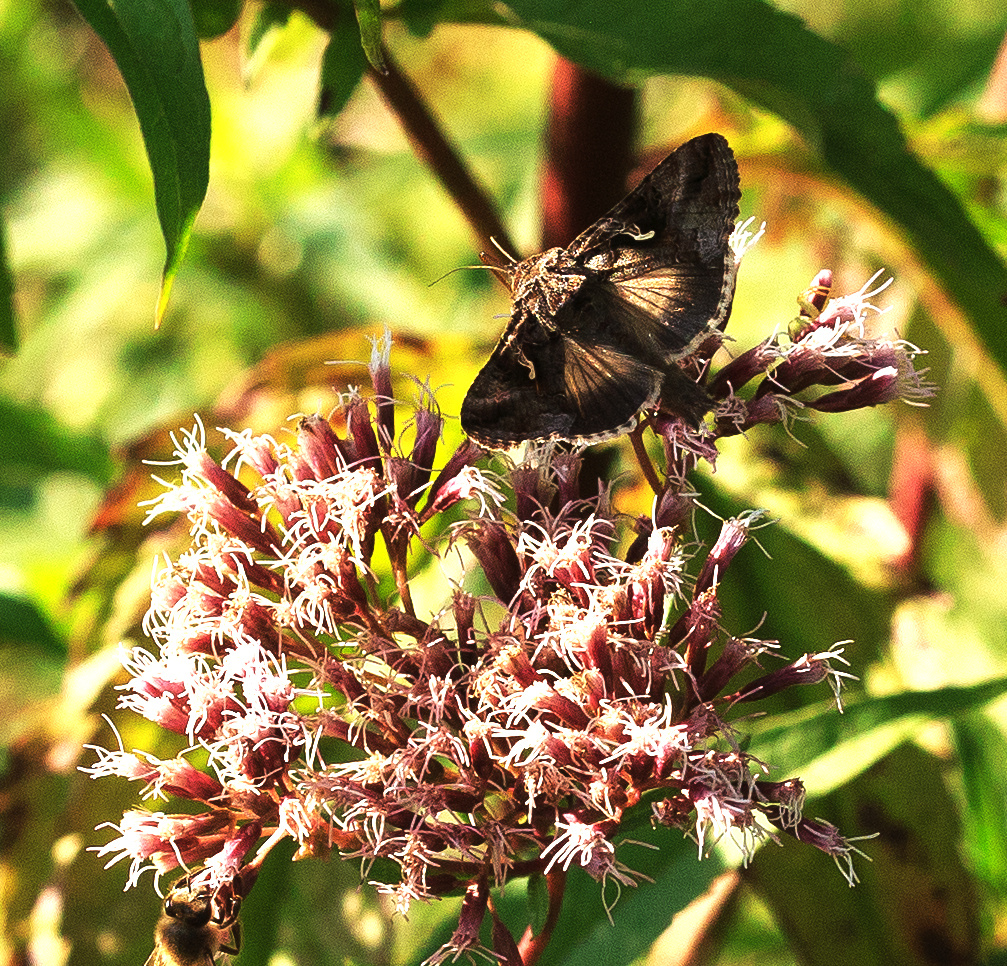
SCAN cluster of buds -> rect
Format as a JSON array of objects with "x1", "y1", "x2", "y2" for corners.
[
  {"x1": 705, "y1": 268, "x2": 930, "y2": 442},
  {"x1": 84, "y1": 277, "x2": 929, "y2": 963}
]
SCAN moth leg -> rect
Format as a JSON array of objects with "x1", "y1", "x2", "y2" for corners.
[{"x1": 220, "y1": 920, "x2": 241, "y2": 956}]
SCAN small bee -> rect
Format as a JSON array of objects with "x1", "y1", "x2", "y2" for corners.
[{"x1": 146, "y1": 880, "x2": 241, "y2": 966}]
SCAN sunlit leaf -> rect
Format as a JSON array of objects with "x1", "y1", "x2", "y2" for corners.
[
  {"x1": 749, "y1": 675, "x2": 1007, "y2": 795},
  {"x1": 0, "y1": 217, "x2": 14, "y2": 354},
  {"x1": 353, "y1": 0, "x2": 385, "y2": 72},
  {"x1": 244, "y1": 0, "x2": 292, "y2": 82},
  {"x1": 70, "y1": 0, "x2": 211, "y2": 326}
]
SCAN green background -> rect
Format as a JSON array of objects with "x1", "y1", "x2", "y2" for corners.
[{"x1": 2, "y1": 0, "x2": 1007, "y2": 964}]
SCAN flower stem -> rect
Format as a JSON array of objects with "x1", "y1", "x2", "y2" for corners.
[
  {"x1": 540, "y1": 59, "x2": 636, "y2": 249},
  {"x1": 630, "y1": 423, "x2": 663, "y2": 494},
  {"x1": 517, "y1": 870, "x2": 567, "y2": 966}
]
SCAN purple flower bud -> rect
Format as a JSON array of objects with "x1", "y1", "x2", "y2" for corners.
[
  {"x1": 344, "y1": 394, "x2": 381, "y2": 467},
  {"x1": 157, "y1": 758, "x2": 224, "y2": 801},
  {"x1": 449, "y1": 878, "x2": 489, "y2": 955},
  {"x1": 696, "y1": 513, "x2": 762, "y2": 596},
  {"x1": 408, "y1": 405, "x2": 443, "y2": 491},
  {"x1": 465, "y1": 521, "x2": 523, "y2": 604},
  {"x1": 194, "y1": 451, "x2": 259, "y2": 516},
  {"x1": 552, "y1": 453, "x2": 582, "y2": 508},
  {"x1": 808, "y1": 364, "x2": 902, "y2": 412},
  {"x1": 730, "y1": 652, "x2": 833, "y2": 703},
  {"x1": 296, "y1": 414, "x2": 347, "y2": 481},
  {"x1": 512, "y1": 465, "x2": 545, "y2": 522},
  {"x1": 709, "y1": 340, "x2": 781, "y2": 397},
  {"x1": 422, "y1": 439, "x2": 485, "y2": 517},
  {"x1": 367, "y1": 331, "x2": 395, "y2": 451}
]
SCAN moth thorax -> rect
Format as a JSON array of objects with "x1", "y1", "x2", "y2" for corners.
[{"x1": 511, "y1": 248, "x2": 585, "y2": 315}]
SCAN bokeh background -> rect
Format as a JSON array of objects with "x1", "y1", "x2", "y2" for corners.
[{"x1": 3, "y1": 0, "x2": 1007, "y2": 963}]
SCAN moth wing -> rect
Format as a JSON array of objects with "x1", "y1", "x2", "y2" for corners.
[
  {"x1": 462, "y1": 133, "x2": 740, "y2": 446},
  {"x1": 557, "y1": 335, "x2": 663, "y2": 441},
  {"x1": 567, "y1": 133, "x2": 740, "y2": 261},
  {"x1": 460, "y1": 327, "x2": 662, "y2": 446},
  {"x1": 461, "y1": 323, "x2": 569, "y2": 445},
  {"x1": 595, "y1": 259, "x2": 737, "y2": 360}
]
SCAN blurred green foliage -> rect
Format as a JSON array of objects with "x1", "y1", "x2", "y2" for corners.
[{"x1": 2, "y1": 0, "x2": 1007, "y2": 964}]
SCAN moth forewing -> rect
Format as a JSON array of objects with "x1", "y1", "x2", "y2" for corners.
[{"x1": 461, "y1": 132, "x2": 741, "y2": 448}]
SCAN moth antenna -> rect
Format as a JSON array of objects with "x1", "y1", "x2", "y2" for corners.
[
  {"x1": 427, "y1": 264, "x2": 503, "y2": 287},
  {"x1": 488, "y1": 236, "x2": 518, "y2": 263}
]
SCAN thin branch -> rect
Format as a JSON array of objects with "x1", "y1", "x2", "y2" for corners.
[
  {"x1": 281, "y1": 0, "x2": 514, "y2": 259},
  {"x1": 368, "y1": 48, "x2": 518, "y2": 259}
]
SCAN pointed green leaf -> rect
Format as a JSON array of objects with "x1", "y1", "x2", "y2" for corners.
[
  {"x1": 244, "y1": 1, "x2": 292, "y2": 82},
  {"x1": 70, "y1": 0, "x2": 211, "y2": 326},
  {"x1": 319, "y1": 9, "x2": 368, "y2": 118},
  {"x1": 503, "y1": 0, "x2": 1007, "y2": 376},
  {"x1": 354, "y1": 0, "x2": 384, "y2": 71},
  {"x1": 353, "y1": 0, "x2": 386, "y2": 72}
]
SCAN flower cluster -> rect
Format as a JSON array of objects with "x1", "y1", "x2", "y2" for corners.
[{"x1": 84, "y1": 279, "x2": 929, "y2": 963}]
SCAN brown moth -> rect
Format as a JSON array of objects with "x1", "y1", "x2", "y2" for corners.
[{"x1": 461, "y1": 133, "x2": 741, "y2": 448}]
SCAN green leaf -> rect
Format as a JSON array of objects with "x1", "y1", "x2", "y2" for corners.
[
  {"x1": 319, "y1": 9, "x2": 368, "y2": 118},
  {"x1": 954, "y1": 712, "x2": 1007, "y2": 896},
  {"x1": 190, "y1": 0, "x2": 243, "y2": 39},
  {"x1": 397, "y1": 0, "x2": 508, "y2": 37},
  {"x1": 70, "y1": 0, "x2": 211, "y2": 326},
  {"x1": 0, "y1": 592, "x2": 65, "y2": 656},
  {"x1": 502, "y1": 0, "x2": 1007, "y2": 376},
  {"x1": 0, "y1": 216, "x2": 15, "y2": 354},
  {"x1": 407, "y1": 809, "x2": 724, "y2": 966},
  {"x1": 748, "y1": 675, "x2": 1007, "y2": 796},
  {"x1": 546, "y1": 842, "x2": 724, "y2": 966},
  {"x1": 234, "y1": 838, "x2": 295, "y2": 965},
  {"x1": 746, "y1": 744, "x2": 980, "y2": 966},
  {"x1": 489, "y1": 818, "x2": 725, "y2": 966},
  {"x1": 526, "y1": 873, "x2": 550, "y2": 937},
  {"x1": 244, "y1": 0, "x2": 291, "y2": 80},
  {"x1": 0, "y1": 397, "x2": 115, "y2": 488},
  {"x1": 353, "y1": 0, "x2": 385, "y2": 72}
]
